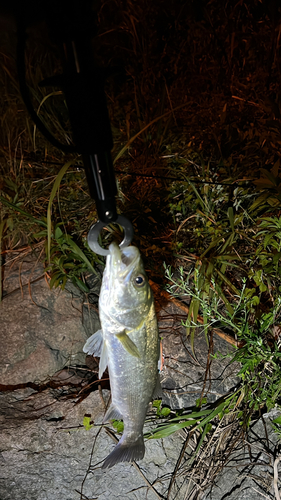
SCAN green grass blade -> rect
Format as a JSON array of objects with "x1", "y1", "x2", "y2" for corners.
[
  {"x1": 186, "y1": 299, "x2": 194, "y2": 337},
  {"x1": 65, "y1": 236, "x2": 97, "y2": 275},
  {"x1": 221, "y1": 233, "x2": 234, "y2": 253},
  {"x1": 188, "y1": 422, "x2": 213, "y2": 466},
  {"x1": 215, "y1": 267, "x2": 240, "y2": 295},
  {"x1": 200, "y1": 236, "x2": 225, "y2": 259},
  {"x1": 198, "y1": 401, "x2": 226, "y2": 426},
  {"x1": 168, "y1": 409, "x2": 213, "y2": 422},
  {"x1": 146, "y1": 419, "x2": 198, "y2": 439},
  {"x1": 215, "y1": 283, "x2": 234, "y2": 316},
  {"x1": 0, "y1": 195, "x2": 47, "y2": 227},
  {"x1": 47, "y1": 160, "x2": 76, "y2": 263},
  {"x1": 188, "y1": 182, "x2": 206, "y2": 211}
]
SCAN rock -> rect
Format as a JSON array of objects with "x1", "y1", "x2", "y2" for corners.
[
  {"x1": 0, "y1": 387, "x2": 185, "y2": 500},
  {"x1": 157, "y1": 299, "x2": 240, "y2": 410},
  {"x1": 0, "y1": 255, "x2": 99, "y2": 385}
]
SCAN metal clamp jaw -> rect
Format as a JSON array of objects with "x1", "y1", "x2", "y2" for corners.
[{"x1": 87, "y1": 215, "x2": 134, "y2": 256}]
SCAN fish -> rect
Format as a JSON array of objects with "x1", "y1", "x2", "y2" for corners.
[{"x1": 83, "y1": 241, "x2": 161, "y2": 469}]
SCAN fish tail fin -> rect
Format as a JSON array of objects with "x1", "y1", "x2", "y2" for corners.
[{"x1": 102, "y1": 435, "x2": 145, "y2": 469}]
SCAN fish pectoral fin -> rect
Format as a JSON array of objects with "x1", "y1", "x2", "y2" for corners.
[
  {"x1": 103, "y1": 403, "x2": 123, "y2": 423},
  {"x1": 115, "y1": 331, "x2": 140, "y2": 358},
  {"x1": 83, "y1": 329, "x2": 103, "y2": 357},
  {"x1": 99, "y1": 340, "x2": 108, "y2": 379}
]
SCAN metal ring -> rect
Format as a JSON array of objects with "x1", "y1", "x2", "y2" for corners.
[{"x1": 87, "y1": 215, "x2": 134, "y2": 256}]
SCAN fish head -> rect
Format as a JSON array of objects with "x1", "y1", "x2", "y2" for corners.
[{"x1": 100, "y1": 242, "x2": 153, "y2": 329}]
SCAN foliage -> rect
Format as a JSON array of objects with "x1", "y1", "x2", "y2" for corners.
[
  {"x1": 44, "y1": 160, "x2": 101, "y2": 291},
  {"x1": 145, "y1": 392, "x2": 240, "y2": 473},
  {"x1": 252, "y1": 160, "x2": 281, "y2": 210},
  {"x1": 152, "y1": 399, "x2": 171, "y2": 418},
  {"x1": 83, "y1": 416, "x2": 93, "y2": 431},
  {"x1": 112, "y1": 419, "x2": 124, "y2": 434},
  {"x1": 0, "y1": 159, "x2": 101, "y2": 294},
  {"x1": 103, "y1": 272, "x2": 281, "y2": 462},
  {"x1": 145, "y1": 275, "x2": 281, "y2": 444},
  {"x1": 255, "y1": 215, "x2": 281, "y2": 284},
  {"x1": 44, "y1": 225, "x2": 100, "y2": 292}
]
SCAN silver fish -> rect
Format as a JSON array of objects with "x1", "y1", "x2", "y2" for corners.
[{"x1": 83, "y1": 242, "x2": 160, "y2": 468}]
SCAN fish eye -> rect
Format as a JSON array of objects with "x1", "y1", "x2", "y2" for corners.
[{"x1": 134, "y1": 274, "x2": 146, "y2": 287}]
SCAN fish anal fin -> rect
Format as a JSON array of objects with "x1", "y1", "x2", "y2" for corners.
[
  {"x1": 116, "y1": 331, "x2": 140, "y2": 358},
  {"x1": 102, "y1": 435, "x2": 145, "y2": 469},
  {"x1": 83, "y1": 329, "x2": 103, "y2": 357},
  {"x1": 103, "y1": 404, "x2": 123, "y2": 423}
]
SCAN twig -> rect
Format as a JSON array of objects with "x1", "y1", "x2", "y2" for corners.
[
  {"x1": 252, "y1": 487, "x2": 272, "y2": 500},
  {"x1": 2, "y1": 274, "x2": 45, "y2": 298},
  {"x1": 18, "y1": 260, "x2": 24, "y2": 298},
  {"x1": 232, "y1": 95, "x2": 260, "y2": 107},
  {"x1": 167, "y1": 431, "x2": 194, "y2": 499},
  {"x1": 199, "y1": 330, "x2": 214, "y2": 403},
  {"x1": 274, "y1": 456, "x2": 281, "y2": 500},
  {"x1": 79, "y1": 425, "x2": 104, "y2": 500},
  {"x1": 75, "y1": 490, "x2": 97, "y2": 500},
  {"x1": 184, "y1": 484, "x2": 200, "y2": 500}
]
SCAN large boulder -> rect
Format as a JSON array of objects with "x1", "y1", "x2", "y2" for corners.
[{"x1": 0, "y1": 255, "x2": 99, "y2": 385}]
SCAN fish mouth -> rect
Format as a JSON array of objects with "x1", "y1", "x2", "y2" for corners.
[{"x1": 108, "y1": 242, "x2": 140, "y2": 279}]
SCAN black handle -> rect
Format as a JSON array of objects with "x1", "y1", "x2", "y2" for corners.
[
  {"x1": 52, "y1": 17, "x2": 119, "y2": 224},
  {"x1": 17, "y1": 0, "x2": 119, "y2": 224}
]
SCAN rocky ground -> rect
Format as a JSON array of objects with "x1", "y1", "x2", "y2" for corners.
[{"x1": 0, "y1": 253, "x2": 280, "y2": 499}]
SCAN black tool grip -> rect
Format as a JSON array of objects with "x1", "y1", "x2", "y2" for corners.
[{"x1": 83, "y1": 153, "x2": 118, "y2": 223}]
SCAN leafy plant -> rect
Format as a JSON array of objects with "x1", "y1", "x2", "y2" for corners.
[
  {"x1": 167, "y1": 159, "x2": 263, "y2": 347},
  {"x1": 83, "y1": 416, "x2": 93, "y2": 431},
  {"x1": 169, "y1": 268, "x2": 281, "y2": 402},
  {"x1": 144, "y1": 391, "x2": 241, "y2": 472},
  {"x1": 144, "y1": 273, "x2": 281, "y2": 449},
  {"x1": 44, "y1": 225, "x2": 100, "y2": 292},
  {"x1": 152, "y1": 399, "x2": 171, "y2": 417},
  {"x1": 255, "y1": 215, "x2": 281, "y2": 284},
  {"x1": 272, "y1": 415, "x2": 281, "y2": 439},
  {"x1": 112, "y1": 419, "x2": 124, "y2": 434},
  {"x1": 251, "y1": 160, "x2": 281, "y2": 210},
  {"x1": 0, "y1": 160, "x2": 101, "y2": 293},
  {"x1": 39, "y1": 160, "x2": 101, "y2": 291}
]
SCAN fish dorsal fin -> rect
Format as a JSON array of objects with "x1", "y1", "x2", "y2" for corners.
[
  {"x1": 99, "y1": 340, "x2": 108, "y2": 379},
  {"x1": 103, "y1": 403, "x2": 123, "y2": 423},
  {"x1": 83, "y1": 329, "x2": 103, "y2": 357},
  {"x1": 115, "y1": 331, "x2": 140, "y2": 358}
]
